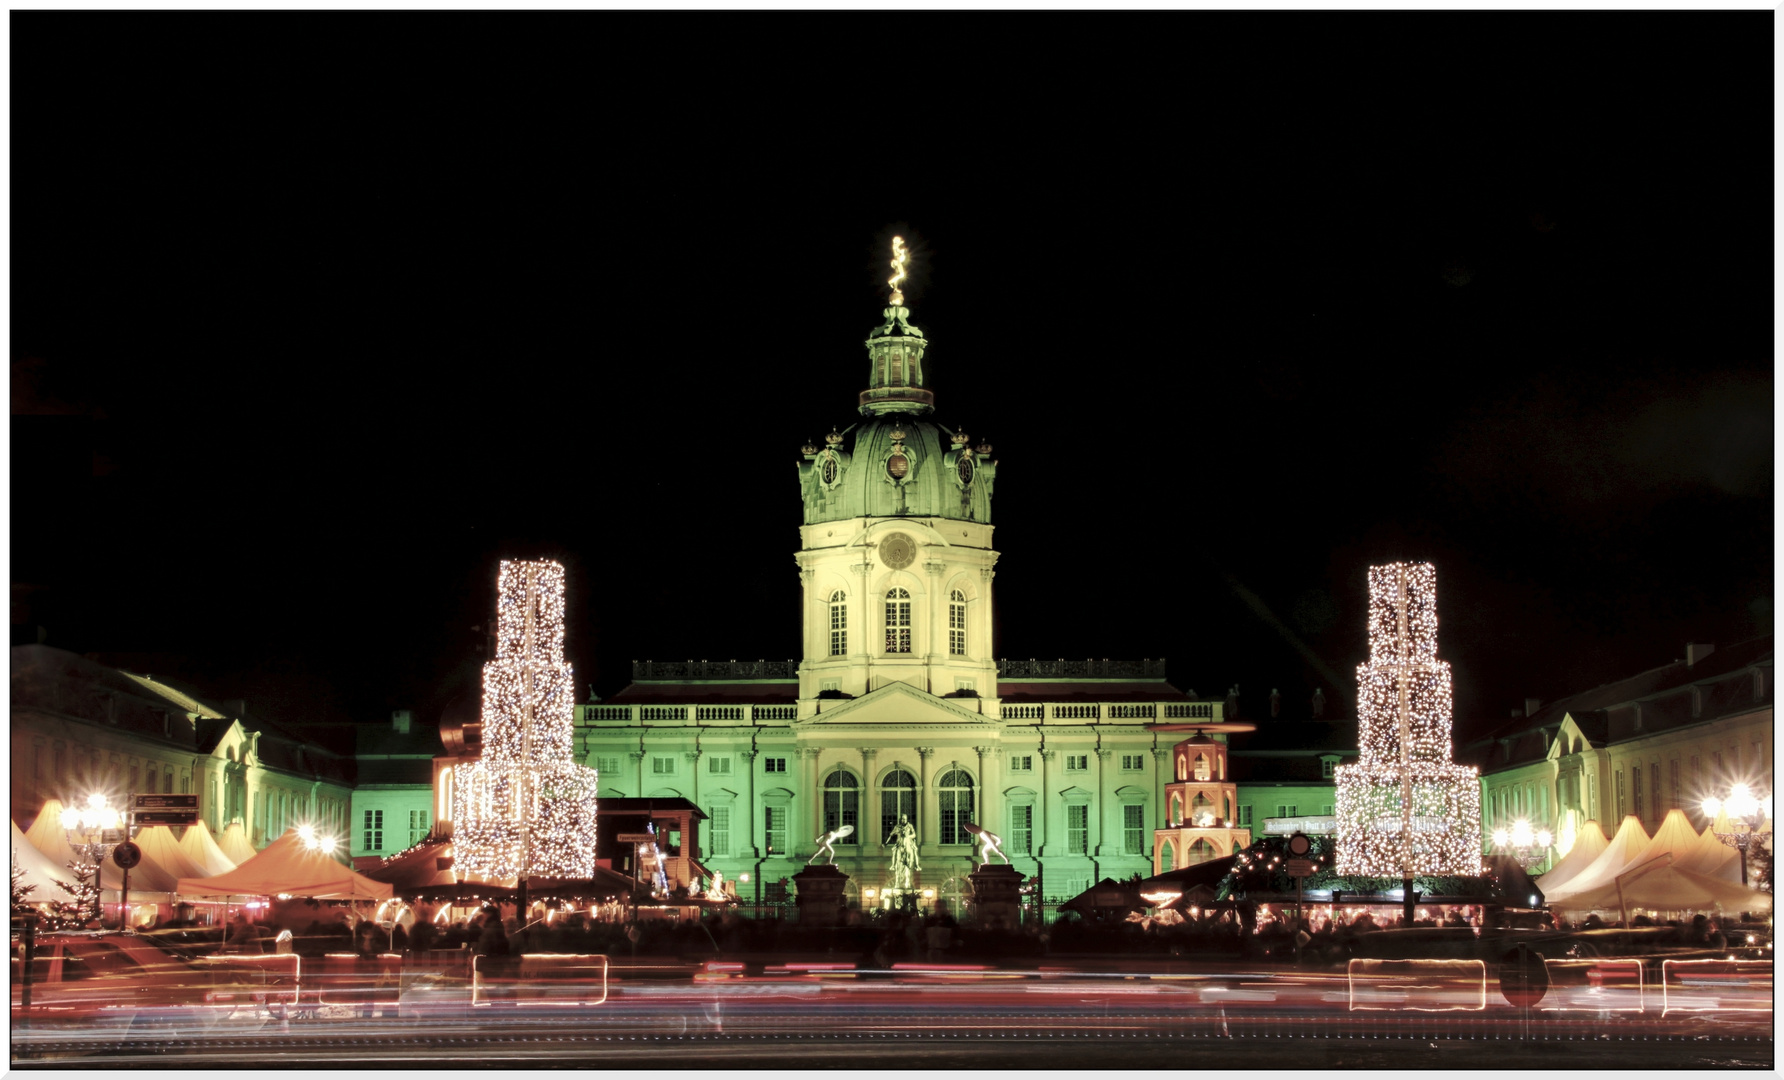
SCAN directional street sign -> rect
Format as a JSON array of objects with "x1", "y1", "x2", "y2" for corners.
[
  {"x1": 134, "y1": 794, "x2": 200, "y2": 810},
  {"x1": 616, "y1": 833, "x2": 655, "y2": 843},
  {"x1": 135, "y1": 810, "x2": 201, "y2": 826}
]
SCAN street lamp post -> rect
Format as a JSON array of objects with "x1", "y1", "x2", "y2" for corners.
[
  {"x1": 1702, "y1": 783, "x2": 1772, "y2": 887},
  {"x1": 1490, "y1": 818, "x2": 1553, "y2": 873},
  {"x1": 59, "y1": 794, "x2": 121, "y2": 927}
]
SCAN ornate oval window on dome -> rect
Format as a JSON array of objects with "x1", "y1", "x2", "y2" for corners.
[
  {"x1": 821, "y1": 456, "x2": 839, "y2": 485},
  {"x1": 957, "y1": 456, "x2": 975, "y2": 487},
  {"x1": 886, "y1": 453, "x2": 909, "y2": 481}
]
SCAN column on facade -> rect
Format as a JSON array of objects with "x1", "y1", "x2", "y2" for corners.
[
  {"x1": 924, "y1": 559, "x2": 945, "y2": 686},
  {"x1": 852, "y1": 558, "x2": 872, "y2": 685},
  {"x1": 973, "y1": 745, "x2": 993, "y2": 845},
  {"x1": 859, "y1": 747, "x2": 877, "y2": 857},
  {"x1": 630, "y1": 751, "x2": 646, "y2": 799},
  {"x1": 916, "y1": 747, "x2": 935, "y2": 848},
  {"x1": 1093, "y1": 748, "x2": 1111, "y2": 865},
  {"x1": 801, "y1": 567, "x2": 814, "y2": 664},
  {"x1": 1038, "y1": 748, "x2": 1055, "y2": 856},
  {"x1": 979, "y1": 567, "x2": 995, "y2": 667},
  {"x1": 742, "y1": 750, "x2": 759, "y2": 859},
  {"x1": 802, "y1": 747, "x2": 823, "y2": 855},
  {"x1": 1152, "y1": 747, "x2": 1168, "y2": 830},
  {"x1": 685, "y1": 749, "x2": 702, "y2": 807}
]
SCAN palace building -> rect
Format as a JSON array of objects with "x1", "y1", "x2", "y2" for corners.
[{"x1": 571, "y1": 278, "x2": 1227, "y2": 909}]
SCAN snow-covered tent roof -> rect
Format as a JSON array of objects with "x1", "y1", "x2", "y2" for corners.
[
  {"x1": 178, "y1": 823, "x2": 238, "y2": 877},
  {"x1": 1541, "y1": 814, "x2": 1654, "y2": 904},
  {"x1": 217, "y1": 822, "x2": 259, "y2": 866},
  {"x1": 1548, "y1": 855, "x2": 1772, "y2": 915},
  {"x1": 1535, "y1": 819, "x2": 1610, "y2": 894},
  {"x1": 176, "y1": 828, "x2": 393, "y2": 900},
  {"x1": 10, "y1": 821, "x2": 77, "y2": 904}
]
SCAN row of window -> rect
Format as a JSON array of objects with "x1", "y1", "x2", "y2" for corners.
[
  {"x1": 361, "y1": 809, "x2": 430, "y2": 852},
  {"x1": 29, "y1": 743, "x2": 188, "y2": 795},
  {"x1": 1608, "y1": 743, "x2": 1766, "y2": 822},
  {"x1": 600, "y1": 752, "x2": 1160, "y2": 778},
  {"x1": 826, "y1": 589, "x2": 971, "y2": 657}
]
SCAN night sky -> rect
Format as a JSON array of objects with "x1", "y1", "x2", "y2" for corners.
[{"x1": 11, "y1": 13, "x2": 1773, "y2": 751}]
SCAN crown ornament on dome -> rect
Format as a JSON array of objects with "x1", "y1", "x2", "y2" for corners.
[
  {"x1": 800, "y1": 438, "x2": 819, "y2": 456},
  {"x1": 825, "y1": 428, "x2": 845, "y2": 447},
  {"x1": 951, "y1": 429, "x2": 970, "y2": 447},
  {"x1": 861, "y1": 235, "x2": 934, "y2": 416}
]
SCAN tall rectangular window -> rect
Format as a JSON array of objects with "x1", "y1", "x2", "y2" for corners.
[
  {"x1": 764, "y1": 807, "x2": 787, "y2": 854},
  {"x1": 364, "y1": 809, "x2": 383, "y2": 852},
  {"x1": 410, "y1": 809, "x2": 429, "y2": 845},
  {"x1": 884, "y1": 589, "x2": 912, "y2": 653},
  {"x1": 1631, "y1": 766, "x2": 1643, "y2": 819},
  {"x1": 1123, "y1": 804, "x2": 1145, "y2": 855},
  {"x1": 1711, "y1": 751, "x2": 1723, "y2": 785},
  {"x1": 1067, "y1": 805, "x2": 1089, "y2": 855},
  {"x1": 710, "y1": 807, "x2": 731, "y2": 857},
  {"x1": 1239, "y1": 805, "x2": 1253, "y2": 827},
  {"x1": 829, "y1": 591, "x2": 848, "y2": 656},
  {"x1": 1651, "y1": 763, "x2": 1661, "y2": 817},
  {"x1": 1009, "y1": 805, "x2": 1032, "y2": 855},
  {"x1": 948, "y1": 591, "x2": 967, "y2": 656},
  {"x1": 1616, "y1": 769, "x2": 1627, "y2": 818}
]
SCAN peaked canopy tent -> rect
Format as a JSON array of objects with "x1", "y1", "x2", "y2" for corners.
[
  {"x1": 177, "y1": 828, "x2": 393, "y2": 900},
  {"x1": 178, "y1": 823, "x2": 238, "y2": 877},
  {"x1": 217, "y1": 822, "x2": 260, "y2": 866},
  {"x1": 1547, "y1": 854, "x2": 1772, "y2": 916},
  {"x1": 132, "y1": 826, "x2": 212, "y2": 884},
  {"x1": 24, "y1": 798, "x2": 125, "y2": 892},
  {"x1": 362, "y1": 840, "x2": 473, "y2": 899},
  {"x1": 1541, "y1": 815, "x2": 1654, "y2": 906},
  {"x1": 1535, "y1": 820, "x2": 1610, "y2": 895},
  {"x1": 1683, "y1": 808, "x2": 1765, "y2": 881},
  {"x1": 10, "y1": 821, "x2": 79, "y2": 904}
]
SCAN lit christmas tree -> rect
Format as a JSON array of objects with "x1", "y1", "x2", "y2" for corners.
[
  {"x1": 1334, "y1": 562, "x2": 1483, "y2": 876},
  {"x1": 45, "y1": 860, "x2": 101, "y2": 930},
  {"x1": 10, "y1": 854, "x2": 37, "y2": 918},
  {"x1": 452, "y1": 560, "x2": 600, "y2": 880}
]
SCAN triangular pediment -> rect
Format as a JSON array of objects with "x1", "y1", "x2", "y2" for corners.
[{"x1": 795, "y1": 681, "x2": 998, "y2": 729}]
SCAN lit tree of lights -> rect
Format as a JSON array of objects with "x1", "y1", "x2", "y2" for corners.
[
  {"x1": 452, "y1": 560, "x2": 599, "y2": 881},
  {"x1": 1334, "y1": 563, "x2": 1483, "y2": 878}
]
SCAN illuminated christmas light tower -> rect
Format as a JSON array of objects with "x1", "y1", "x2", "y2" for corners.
[
  {"x1": 1334, "y1": 563, "x2": 1482, "y2": 891},
  {"x1": 452, "y1": 560, "x2": 599, "y2": 881}
]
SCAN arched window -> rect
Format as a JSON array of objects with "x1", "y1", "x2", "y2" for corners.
[
  {"x1": 1192, "y1": 753, "x2": 1211, "y2": 781},
  {"x1": 1170, "y1": 793, "x2": 1182, "y2": 825},
  {"x1": 880, "y1": 769, "x2": 917, "y2": 841},
  {"x1": 438, "y1": 767, "x2": 454, "y2": 822},
  {"x1": 885, "y1": 589, "x2": 911, "y2": 653},
  {"x1": 1176, "y1": 755, "x2": 1187, "y2": 781},
  {"x1": 1160, "y1": 840, "x2": 1176, "y2": 873},
  {"x1": 163, "y1": 770, "x2": 173, "y2": 794},
  {"x1": 948, "y1": 590, "x2": 967, "y2": 656},
  {"x1": 1190, "y1": 793, "x2": 1215, "y2": 825},
  {"x1": 938, "y1": 769, "x2": 975, "y2": 845},
  {"x1": 145, "y1": 766, "x2": 157, "y2": 795},
  {"x1": 828, "y1": 591, "x2": 848, "y2": 656},
  {"x1": 823, "y1": 766, "x2": 859, "y2": 844},
  {"x1": 1187, "y1": 838, "x2": 1217, "y2": 866}
]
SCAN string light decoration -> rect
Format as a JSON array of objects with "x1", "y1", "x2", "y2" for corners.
[
  {"x1": 1333, "y1": 562, "x2": 1483, "y2": 876},
  {"x1": 452, "y1": 560, "x2": 599, "y2": 880}
]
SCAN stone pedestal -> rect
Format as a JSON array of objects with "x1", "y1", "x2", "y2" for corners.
[
  {"x1": 967, "y1": 863, "x2": 1026, "y2": 930},
  {"x1": 792, "y1": 863, "x2": 850, "y2": 927}
]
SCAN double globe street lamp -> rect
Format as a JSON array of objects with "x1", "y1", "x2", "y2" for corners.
[
  {"x1": 1701, "y1": 782, "x2": 1772, "y2": 887},
  {"x1": 59, "y1": 793, "x2": 122, "y2": 926},
  {"x1": 1490, "y1": 818, "x2": 1553, "y2": 872}
]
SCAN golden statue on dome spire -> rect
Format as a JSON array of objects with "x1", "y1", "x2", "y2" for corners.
[{"x1": 888, "y1": 235, "x2": 909, "y2": 306}]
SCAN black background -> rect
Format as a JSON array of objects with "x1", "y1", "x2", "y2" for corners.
[{"x1": 12, "y1": 13, "x2": 1773, "y2": 749}]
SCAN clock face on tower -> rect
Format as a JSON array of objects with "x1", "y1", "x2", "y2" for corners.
[{"x1": 878, "y1": 532, "x2": 916, "y2": 570}]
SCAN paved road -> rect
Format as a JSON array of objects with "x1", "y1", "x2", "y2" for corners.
[{"x1": 11, "y1": 967, "x2": 1774, "y2": 1070}]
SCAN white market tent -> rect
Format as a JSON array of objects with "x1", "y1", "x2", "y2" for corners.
[
  {"x1": 177, "y1": 822, "x2": 238, "y2": 877},
  {"x1": 176, "y1": 828, "x2": 393, "y2": 900},
  {"x1": 1548, "y1": 854, "x2": 1772, "y2": 916},
  {"x1": 217, "y1": 822, "x2": 260, "y2": 866},
  {"x1": 1676, "y1": 808, "x2": 1759, "y2": 881},
  {"x1": 1535, "y1": 819, "x2": 1610, "y2": 894},
  {"x1": 1541, "y1": 815, "x2": 1653, "y2": 905},
  {"x1": 132, "y1": 825, "x2": 212, "y2": 884},
  {"x1": 24, "y1": 798, "x2": 124, "y2": 892},
  {"x1": 10, "y1": 821, "x2": 78, "y2": 904}
]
